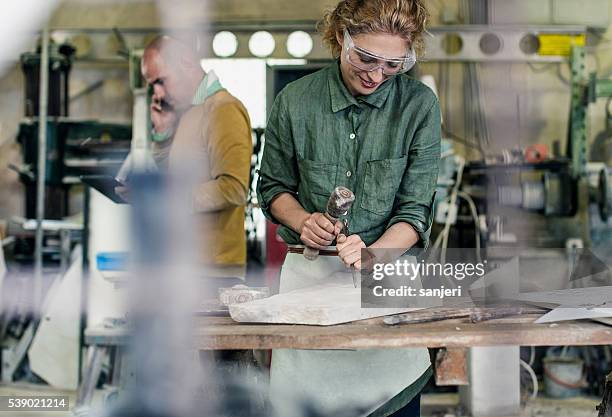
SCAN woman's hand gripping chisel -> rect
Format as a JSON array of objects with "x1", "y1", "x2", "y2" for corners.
[
  {"x1": 337, "y1": 223, "x2": 361, "y2": 288},
  {"x1": 303, "y1": 187, "x2": 359, "y2": 287}
]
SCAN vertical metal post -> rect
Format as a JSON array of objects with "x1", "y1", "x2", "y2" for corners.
[
  {"x1": 568, "y1": 46, "x2": 587, "y2": 178},
  {"x1": 459, "y1": 346, "x2": 521, "y2": 417},
  {"x1": 34, "y1": 27, "x2": 50, "y2": 315},
  {"x1": 78, "y1": 185, "x2": 90, "y2": 383},
  {"x1": 59, "y1": 228, "x2": 71, "y2": 274}
]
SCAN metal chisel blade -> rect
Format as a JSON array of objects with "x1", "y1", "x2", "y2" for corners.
[{"x1": 351, "y1": 268, "x2": 359, "y2": 288}]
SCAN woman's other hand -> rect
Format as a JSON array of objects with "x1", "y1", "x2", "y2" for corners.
[{"x1": 337, "y1": 233, "x2": 366, "y2": 269}]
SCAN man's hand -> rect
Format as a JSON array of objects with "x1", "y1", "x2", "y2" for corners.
[
  {"x1": 299, "y1": 213, "x2": 343, "y2": 249},
  {"x1": 337, "y1": 234, "x2": 366, "y2": 270},
  {"x1": 150, "y1": 99, "x2": 178, "y2": 134}
]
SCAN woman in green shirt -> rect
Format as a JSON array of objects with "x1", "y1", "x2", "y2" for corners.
[{"x1": 257, "y1": 0, "x2": 440, "y2": 415}]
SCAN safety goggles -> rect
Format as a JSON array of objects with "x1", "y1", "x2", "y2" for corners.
[{"x1": 343, "y1": 29, "x2": 416, "y2": 75}]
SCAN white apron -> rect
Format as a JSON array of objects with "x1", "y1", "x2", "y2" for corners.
[{"x1": 270, "y1": 253, "x2": 431, "y2": 416}]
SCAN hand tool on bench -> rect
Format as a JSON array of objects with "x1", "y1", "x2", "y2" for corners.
[
  {"x1": 384, "y1": 307, "x2": 476, "y2": 325},
  {"x1": 384, "y1": 305, "x2": 546, "y2": 325},
  {"x1": 468, "y1": 306, "x2": 546, "y2": 323}
]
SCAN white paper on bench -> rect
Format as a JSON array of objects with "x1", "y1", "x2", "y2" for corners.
[
  {"x1": 516, "y1": 286, "x2": 612, "y2": 307},
  {"x1": 516, "y1": 286, "x2": 612, "y2": 323}
]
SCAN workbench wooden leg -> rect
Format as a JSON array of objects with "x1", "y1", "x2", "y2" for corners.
[{"x1": 435, "y1": 348, "x2": 469, "y2": 386}]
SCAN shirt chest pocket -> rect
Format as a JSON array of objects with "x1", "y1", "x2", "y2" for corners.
[
  {"x1": 360, "y1": 156, "x2": 408, "y2": 216},
  {"x1": 297, "y1": 158, "x2": 337, "y2": 198}
]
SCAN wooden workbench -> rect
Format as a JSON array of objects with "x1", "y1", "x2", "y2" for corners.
[
  {"x1": 195, "y1": 315, "x2": 612, "y2": 349},
  {"x1": 79, "y1": 313, "x2": 612, "y2": 406},
  {"x1": 86, "y1": 314, "x2": 612, "y2": 350}
]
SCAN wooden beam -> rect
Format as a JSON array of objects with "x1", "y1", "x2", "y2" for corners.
[{"x1": 190, "y1": 316, "x2": 612, "y2": 350}]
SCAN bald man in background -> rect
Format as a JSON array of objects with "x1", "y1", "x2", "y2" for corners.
[{"x1": 141, "y1": 36, "x2": 252, "y2": 281}]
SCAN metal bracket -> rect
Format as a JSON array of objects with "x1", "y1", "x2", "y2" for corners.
[{"x1": 435, "y1": 348, "x2": 469, "y2": 386}]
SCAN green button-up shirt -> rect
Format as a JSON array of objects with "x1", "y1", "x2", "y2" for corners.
[{"x1": 257, "y1": 62, "x2": 441, "y2": 248}]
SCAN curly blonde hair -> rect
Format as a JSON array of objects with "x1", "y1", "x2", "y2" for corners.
[{"x1": 317, "y1": 0, "x2": 429, "y2": 58}]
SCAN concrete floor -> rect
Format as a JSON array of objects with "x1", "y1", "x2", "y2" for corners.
[
  {"x1": 0, "y1": 384, "x2": 601, "y2": 417},
  {"x1": 421, "y1": 393, "x2": 600, "y2": 417},
  {"x1": 523, "y1": 396, "x2": 600, "y2": 417}
]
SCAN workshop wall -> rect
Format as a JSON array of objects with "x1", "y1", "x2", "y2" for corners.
[
  {"x1": 420, "y1": 2, "x2": 612, "y2": 161},
  {"x1": 0, "y1": 67, "x2": 25, "y2": 220},
  {"x1": 48, "y1": 0, "x2": 338, "y2": 28}
]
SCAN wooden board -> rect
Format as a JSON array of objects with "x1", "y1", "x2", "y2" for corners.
[
  {"x1": 229, "y1": 282, "x2": 420, "y2": 325},
  {"x1": 194, "y1": 315, "x2": 612, "y2": 350},
  {"x1": 84, "y1": 315, "x2": 612, "y2": 350}
]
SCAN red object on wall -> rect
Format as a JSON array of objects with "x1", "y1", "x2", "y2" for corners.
[
  {"x1": 265, "y1": 220, "x2": 288, "y2": 290},
  {"x1": 524, "y1": 144, "x2": 549, "y2": 163}
]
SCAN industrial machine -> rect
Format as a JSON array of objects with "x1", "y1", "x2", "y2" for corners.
[
  {"x1": 0, "y1": 39, "x2": 134, "y2": 386},
  {"x1": 16, "y1": 120, "x2": 131, "y2": 219},
  {"x1": 14, "y1": 41, "x2": 132, "y2": 221},
  {"x1": 438, "y1": 45, "x2": 612, "y2": 252},
  {"x1": 8, "y1": 41, "x2": 132, "y2": 266},
  {"x1": 430, "y1": 43, "x2": 612, "y2": 407}
]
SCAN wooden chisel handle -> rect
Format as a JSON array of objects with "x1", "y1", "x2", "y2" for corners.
[{"x1": 303, "y1": 245, "x2": 320, "y2": 261}]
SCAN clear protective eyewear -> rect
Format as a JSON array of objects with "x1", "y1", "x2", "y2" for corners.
[{"x1": 343, "y1": 29, "x2": 416, "y2": 76}]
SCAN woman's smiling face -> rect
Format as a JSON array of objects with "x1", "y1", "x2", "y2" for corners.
[{"x1": 337, "y1": 31, "x2": 410, "y2": 96}]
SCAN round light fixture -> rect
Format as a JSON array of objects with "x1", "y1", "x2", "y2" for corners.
[
  {"x1": 212, "y1": 31, "x2": 238, "y2": 57},
  {"x1": 519, "y1": 33, "x2": 540, "y2": 55},
  {"x1": 287, "y1": 31, "x2": 313, "y2": 58},
  {"x1": 249, "y1": 31, "x2": 275, "y2": 57},
  {"x1": 479, "y1": 33, "x2": 503, "y2": 55},
  {"x1": 441, "y1": 33, "x2": 463, "y2": 55}
]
